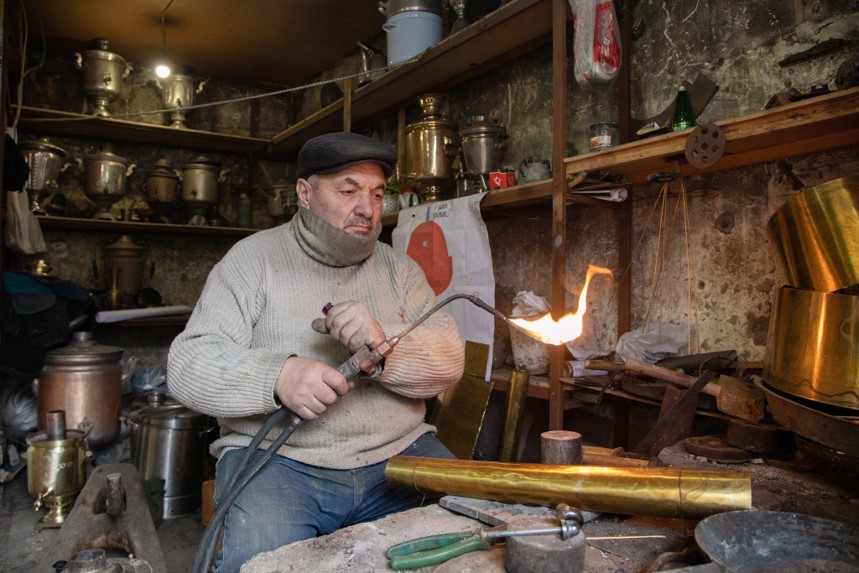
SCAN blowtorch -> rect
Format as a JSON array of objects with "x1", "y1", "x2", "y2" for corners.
[{"x1": 191, "y1": 293, "x2": 534, "y2": 573}]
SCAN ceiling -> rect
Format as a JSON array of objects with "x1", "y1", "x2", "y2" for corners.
[{"x1": 21, "y1": 0, "x2": 387, "y2": 86}]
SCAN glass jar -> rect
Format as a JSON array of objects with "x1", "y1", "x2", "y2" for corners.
[{"x1": 589, "y1": 121, "x2": 619, "y2": 152}]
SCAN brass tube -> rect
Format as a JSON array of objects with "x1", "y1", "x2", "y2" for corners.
[{"x1": 386, "y1": 456, "x2": 751, "y2": 520}]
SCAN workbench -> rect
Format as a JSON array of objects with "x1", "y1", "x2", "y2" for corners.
[{"x1": 239, "y1": 444, "x2": 859, "y2": 573}]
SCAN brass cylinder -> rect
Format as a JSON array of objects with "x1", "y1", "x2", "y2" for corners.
[
  {"x1": 27, "y1": 430, "x2": 87, "y2": 501},
  {"x1": 386, "y1": 456, "x2": 751, "y2": 520},
  {"x1": 767, "y1": 174, "x2": 859, "y2": 293}
]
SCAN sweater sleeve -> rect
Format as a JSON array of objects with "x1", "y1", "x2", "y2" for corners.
[
  {"x1": 167, "y1": 243, "x2": 289, "y2": 418},
  {"x1": 375, "y1": 255, "x2": 465, "y2": 399}
]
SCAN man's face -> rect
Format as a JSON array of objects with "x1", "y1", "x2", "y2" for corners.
[{"x1": 296, "y1": 163, "x2": 386, "y2": 237}]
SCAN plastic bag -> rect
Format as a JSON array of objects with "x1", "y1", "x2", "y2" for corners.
[
  {"x1": 5, "y1": 190, "x2": 46, "y2": 255},
  {"x1": 569, "y1": 0, "x2": 622, "y2": 89},
  {"x1": 615, "y1": 322, "x2": 694, "y2": 363},
  {"x1": 509, "y1": 291, "x2": 551, "y2": 375}
]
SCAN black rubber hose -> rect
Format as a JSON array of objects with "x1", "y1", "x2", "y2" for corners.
[{"x1": 190, "y1": 411, "x2": 302, "y2": 573}]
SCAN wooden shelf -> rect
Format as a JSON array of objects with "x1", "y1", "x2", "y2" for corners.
[
  {"x1": 14, "y1": 106, "x2": 270, "y2": 155},
  {"x1": 271, "y1": 0, "x2": 552, "y2": 153},
  {"x1": 37, "y1": 215, "x2": 260, "y2": 237},
  {"x1": 490, "y1": 368, "x2": 584, "y2": 410},
  {"x1": 381, "y1": 179, "x2": 554, "y2": 226},
  {"x1": 564, "y1": 87, "x2": 859, "y2": 184}
]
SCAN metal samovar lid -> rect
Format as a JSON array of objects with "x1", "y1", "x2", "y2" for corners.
[
  {"x1": 460, "y1": 116, "x2": 507, "y2": 138},
  {"x1": 44, "y1": 331, "x2": 123, "y2": 366},
  {"x1": 19, "y1": 137, "x2": 67, "y2": 156}
]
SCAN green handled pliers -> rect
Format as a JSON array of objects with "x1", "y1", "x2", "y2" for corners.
[
  {"x1": 386, "y1": 504, "x2": 584, "y2": 570},
  {"x1": 386, "y1": 528, "x2": 495, "y2": 570}
]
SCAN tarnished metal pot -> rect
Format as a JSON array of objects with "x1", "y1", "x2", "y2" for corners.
[
  {"x1": 460, "y1": 116, "x2": 508, "y2": 175},
  {"x1": 128, "y1": 395, "x2": 209, "y2": 519},
  {"x1": 19, "y1": 138, "x2": 68, "y2": 191},
  {"x1": 764, "y1": 286, "x2": 859, "y2": 411},
  {"x1": 181, "y1": 157, "x2": 220, "y2": 206},
  {"x1": 402, "y1": 93, "x2": 459, "y2": 202},
  {"x1": 767, "y1": 174, "x2": 859, "y2": 293},
  {"x1": 74, "y1": 38, "x2": 127, "y2": 116},
  {"x1": 103, "y1": 234, "x2": 148, "y2": 308},
  {"x1": 145, "y1": 159, "x2": 180, "y2": 205},
  {"x1": 84, "y1": 149, "x2": 136, "y2": 217},
  {"x1": 35, "y1": 333, "x2": 123, "y2": 446}
]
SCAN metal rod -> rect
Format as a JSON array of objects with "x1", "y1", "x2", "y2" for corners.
[{"x1": 105, "y1": 473, "x2": 126, "y2": 517}]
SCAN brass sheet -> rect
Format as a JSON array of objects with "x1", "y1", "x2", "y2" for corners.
[
  {"x1": 498, "y1": 369, "x2": 529, "y2": 462},
  {"x1": 386, "y1": 456, "x2": 751, "y2": 520},
  {"x1": 767, "y1": 174, "x2": 859, "y2": 293},
  {"x1": 764, "y1": 286, "x2": 859, "y2": 411},
  {"x1": 431, "y1": 374, "x2": 493, "y2": 460}
]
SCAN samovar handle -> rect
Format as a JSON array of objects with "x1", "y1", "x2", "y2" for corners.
[
  {"x1": 125, "y1": 163, "x2": 137, "y2": 177},
  {"x1": 196, "y1": 78, "x2": 210, "y2": 95},
  {"x1": 74, "y1": 53, "x2": 82, "y2": 70}
]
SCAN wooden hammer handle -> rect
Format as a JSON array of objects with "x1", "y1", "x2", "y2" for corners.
[{"x1": 625, "y1": 358, "x2": 722, "y2": 397}]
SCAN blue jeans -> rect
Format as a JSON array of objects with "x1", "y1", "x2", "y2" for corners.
[{"x1": 212, "y1": 432, "x2": 455, "y2": 573}]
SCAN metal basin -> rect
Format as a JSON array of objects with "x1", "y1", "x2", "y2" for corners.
[
  {"x1": 755, "y1": 377, "x2": 859, "y2": 456},
  {"x1": 695, "y1": 510, "x2": 859, "y2": 573},
  {"x1": 767, "y1": 174, "x2": 859, "y2": 293}
]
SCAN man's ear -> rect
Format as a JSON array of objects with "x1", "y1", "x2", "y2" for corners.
[{"x1": 296, "y1": 178, "x2": 312, "y2": 208}]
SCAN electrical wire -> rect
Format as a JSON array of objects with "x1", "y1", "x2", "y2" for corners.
[{"x1": 18, "y1": 56, "x2": 421, "y2": 124}]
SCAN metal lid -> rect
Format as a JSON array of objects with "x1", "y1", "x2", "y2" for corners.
[
  {"x1": 84, "y1": 38, "x2": 126, "y2": 62},
  {"x1": 128, "y1": 396, "x2": 206, "y2": 429},
  {"x1": 45, "y1": 332, "x2": 124, "y2": 366},
  {"x1": 183, "y1": 156, "x2": 221, "y2": 171},
  {"x1": 460, "y1": 116, "x2": 507, "y2": 138},
  {"x1": 19, "y1": 138, "x2": 67, "y2": 156},
  {"x1": 86, "y1": 149, "x2": 128, "y2": 164},
  {"x1": 149, "y1": 159, "x2": 179, "y2": 179},
  {"x1": 383, "y1": 0, "x2": 443, "y2": 17},
  {"x1": 103, "y1": 234, "x2": 146, "y2": 253}
]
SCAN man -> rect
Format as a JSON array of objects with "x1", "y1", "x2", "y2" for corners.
[{"x1": 168, "y1": 132, "x2": 465, "y2": 572}]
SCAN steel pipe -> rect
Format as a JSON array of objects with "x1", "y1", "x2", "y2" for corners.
[{"x1": 386, "y1": 456, "x2": 751, "y2": 520}]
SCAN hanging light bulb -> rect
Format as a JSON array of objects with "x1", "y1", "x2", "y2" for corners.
[{"x1": 155, "y1": 14, "x2": 171, "y2": 78}]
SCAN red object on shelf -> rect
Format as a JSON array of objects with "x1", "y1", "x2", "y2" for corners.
[{"x1": 488, "y1": 171, "x2": 517, "y2": 189}]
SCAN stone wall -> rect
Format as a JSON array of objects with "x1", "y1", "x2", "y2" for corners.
[{"x1": 16, "y1": 0, "x2": 859, "y2": 366}]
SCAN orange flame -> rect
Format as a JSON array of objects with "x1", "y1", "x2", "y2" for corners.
[{"x1": 510, "y1": 265, "x2": 613, "y2": 345}]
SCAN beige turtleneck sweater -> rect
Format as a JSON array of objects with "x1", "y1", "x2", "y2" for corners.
[{"x1": 167, "y1": 207, "x2": 465, "y2": 469}]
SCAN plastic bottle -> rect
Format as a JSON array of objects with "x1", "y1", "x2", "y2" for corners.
[
  {"x1": 672, "y1": 85, "x2": 696, "y2": 131},
  {"x1": 237, "y1": 192, "x2": 252, "y2": 228}
]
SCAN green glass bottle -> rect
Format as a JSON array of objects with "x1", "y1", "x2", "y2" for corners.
[{"x1": 672, "y1": 85, "x2": 696, "y2": 131}]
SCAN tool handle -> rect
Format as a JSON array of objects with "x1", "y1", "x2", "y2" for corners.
[
  {"x1": 626, "y1": 358, "x2": 722, "y2": 397},
  {"x1": 387, "y1": 534, "x2": 489, "y2": 570}
]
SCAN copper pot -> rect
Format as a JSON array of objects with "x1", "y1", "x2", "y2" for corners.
[{"x1": 34, "y1": 332, "x2": 124, "y2": 446}]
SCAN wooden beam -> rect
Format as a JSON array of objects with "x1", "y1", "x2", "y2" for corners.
[{"x1": 549, "y1": 0, "x2": 568, "y2": 431}]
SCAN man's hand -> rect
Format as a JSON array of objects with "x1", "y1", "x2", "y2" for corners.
[
  {"x1": 274, "y1": 356, "x2": 351, "y2": 420},
  {"x1": 311, "y1": 301, "x2": 385, "y2": 354}
]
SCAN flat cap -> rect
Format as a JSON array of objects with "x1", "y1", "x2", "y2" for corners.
[{"x1": 297, "y1": 131, "x2": 397, "y2": 180}]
